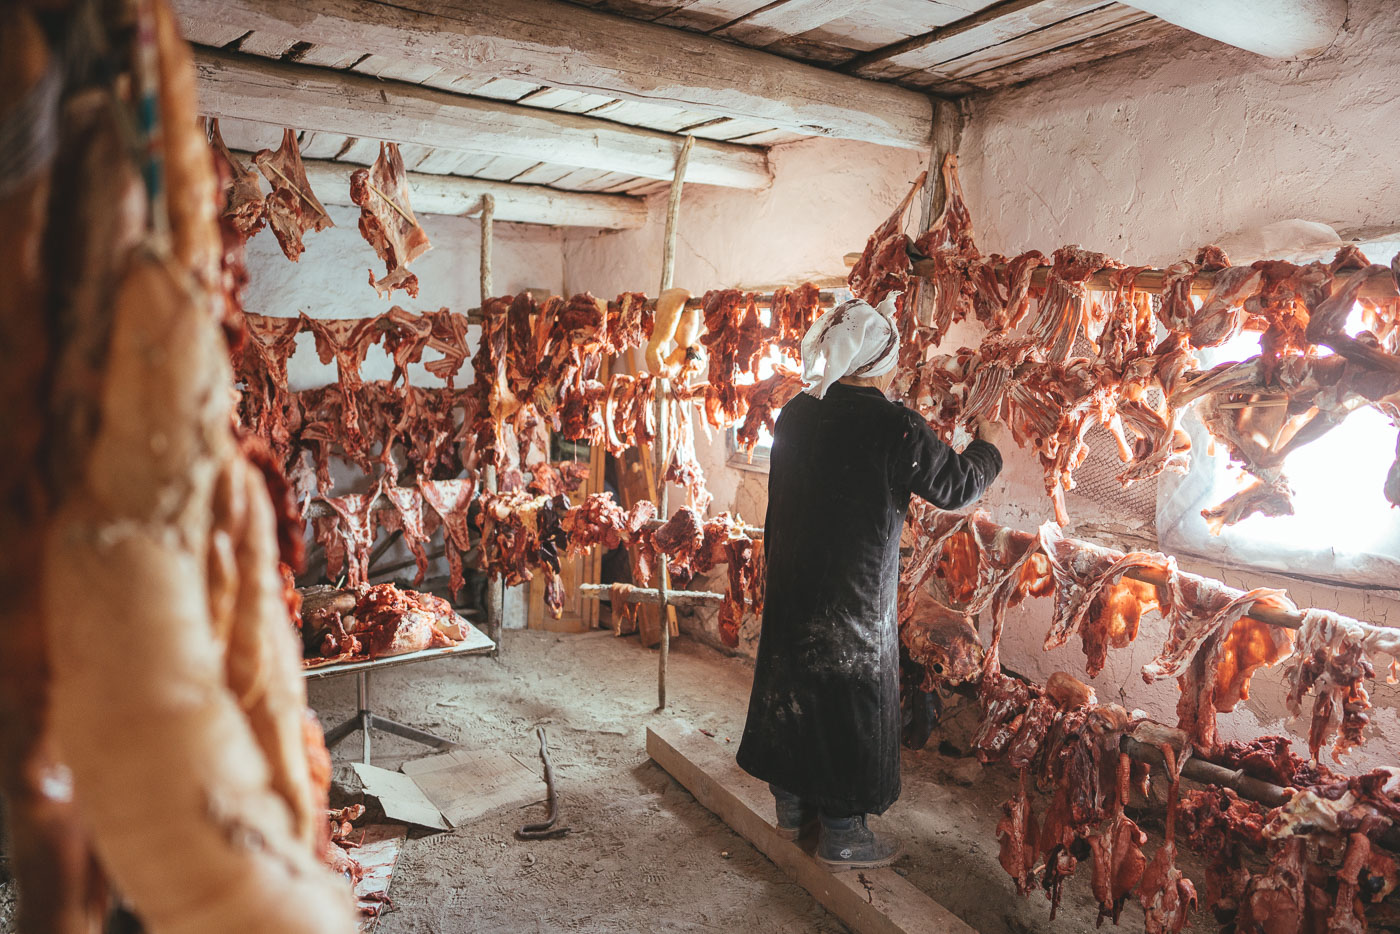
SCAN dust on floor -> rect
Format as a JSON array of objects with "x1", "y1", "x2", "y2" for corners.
[
  {"x1": 0, "y1": 629, "x2": 1204, "y2": 933},
  {"x1": 315, "y1": 630, "x2": 1204, "y2": 934}
]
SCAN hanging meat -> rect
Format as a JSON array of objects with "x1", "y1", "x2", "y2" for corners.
[
  {"x1": 698, "y1": 289, "x2": 759, "y2": 427},
  {"x1": 848, "y1": 170, "x2": 926, "y2": 308},
  {"x1": 25, "y1": 1, "x2": 359, "y2": 926},
  {"x1": 350, "y1": 142, "x2": 432, "y2": 298},
  {"x1": 861, "y1": 152, "x2": 1400, "y2": 529},
  {"x1": 476, "y1": 491, "x2": 571, "y2": 617},
  {"x1": 769, "y1": 282, "x2": 823, "y2": 356},
  {"x1": 1039, "y1": 522, "x2": 1172, "y2": 677},
  {"x1": 419, "y1": 477, "x2": 477, "y2": 599},
  {"x1": 1089, "y1": 752, "x2": 1149, "y2": 926},
  {"x1": 253, "y1": 128, "x2": 334, "y2": 261},
  {"x1": 1283, "y1": 609, "x2": 1400, "y2": 762},
  {"x1": 1137, "y1": 745, "x2": 1197, "y2": 934},
  {"x1": 312, "y1": 491, "x2": 378, "y2": 587},
  {"x1": 734, "y1": 366, "x2": 802, "y2": 456},
  {"x1": 1141, "y1": 573, "x2": 1296, "y2": 753},
  {"x1": 207, "y1": 117, "x2": 266, "y2": 240}
]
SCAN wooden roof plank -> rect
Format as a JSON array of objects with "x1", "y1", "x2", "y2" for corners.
[
  {"x1": 473, "y1": 155, "x2": 551, "y2": 181},
  {"x1": 844, "y1": 0, "x2": 1110, "y2": 79},
  {"x1": 710, "y1": 0, "x2": 869, "y2": 47},
  {"x1": 174, "y1": 0, "x2": 933, "y2": 150},
  {"x1": 928, "y1": 4, "x2": 1153, "y2": 81},
  {"x1": 179, "y1": 17, "x2": 250, "y2": 47},
  {"x1": 509, "y1": 163, "x2": 580, "y2": 186},
  {"x1": 469, "y1": 76, "x2": 547, "y2": 101},
  {"x1": 947, "y1": 15, "x2": 1189, "y2": 91},
  {"x1": 293, "y1": 42, "x2": 365, "y2": 69},
  {"x1": 232, "y1": 29, "x2": 300, "y2": 58}
]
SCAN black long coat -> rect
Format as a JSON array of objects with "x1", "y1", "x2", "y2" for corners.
[{"x1": 736, "y1": 383, "x2": 1002, "y2": 816}]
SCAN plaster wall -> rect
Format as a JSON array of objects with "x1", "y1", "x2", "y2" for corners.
[
  {"x1": 243, "y1": 204, "x2": 567, "y2": 628},
  {"x1": 957, "y1": 0, "x2": 1400, "y2": 267},
  {"x1": 955, "y1": 0, "x2": 1400, "y2": 770},
  {"x1": 563, "y1": 136, "x2": 928, "y2": 650}
]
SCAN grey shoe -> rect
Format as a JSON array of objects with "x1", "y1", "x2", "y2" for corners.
[
  {"x1": 816, "y1": 814, "x2": 903, "y2": 870},
  {"x1": 770, "y1": 784, "x2": 817, "y2": 841}
]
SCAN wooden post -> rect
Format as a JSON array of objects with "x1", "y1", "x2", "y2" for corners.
[
  {"x1": 480, "y1": 194, "x2": 502, "y2": 657},
  {"x1": 656, "y1": 135, "x2": 694, "y2": 711},
  {"x1": 914, "y1": 98, "x2": 961, "y2": 329}
]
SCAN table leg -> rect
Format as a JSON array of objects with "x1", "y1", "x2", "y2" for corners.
[{"x1": 358, "y1": 670, "x2": 372, "y2": 764}]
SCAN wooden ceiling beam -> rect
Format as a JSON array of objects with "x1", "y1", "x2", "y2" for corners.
[
  {"x1": 174, "y1": 0, "x2": 933, "y2": 151},
  {"x1": 195, "y1": 49, "x2": 771, "y2": 189},
  {"x1": 230, "y1": 150, "x2": 649, "y2": 228}
]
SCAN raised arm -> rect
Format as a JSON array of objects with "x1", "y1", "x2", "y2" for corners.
[{"x1": 898, "y1": 411, "x2": 1003, "y2": 510}]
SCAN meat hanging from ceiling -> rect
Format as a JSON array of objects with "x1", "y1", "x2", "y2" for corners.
[
  {"x1": 848, "y1": 169, "x2": 926, "y2": 310},
  {"x1": 852, "y1": 153, "x2": 1400, "y2": 531},
  {"x1": 350, "y1": 142, "x2": 432, "y2": 299},
  {"x1": 15, "y1": 0, "x2": 360, "y2": 925},
  {"x1": 252, "y1": 128, "x2": 334, "y2": 261},
  {"x1": 207, "y1": 117, "x2": 266, "y2": 241}
]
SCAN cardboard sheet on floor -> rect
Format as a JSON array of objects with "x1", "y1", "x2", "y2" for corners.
[
  {"x1": 353, "y1": 824, "x2": 407, "y2": 931},
  {"x1": 352, "y1": 763, "x2": 451, "y2": 831},
  {"x1": 401, "y1": 745, "x2": 542, "y2": 826}
]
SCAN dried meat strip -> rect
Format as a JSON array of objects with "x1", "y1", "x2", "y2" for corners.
[
  {"x1": 253, "y1": 128, "x2": 333, "y2": 261},
  {"x1": 1039, "y1": 522, "x2": 1174, "y2": 678},
  {"x1": 312, "y1": 491, "x2": 377, "y2": 587},
  {"x1": 378, "y1": 482, "x2": 430, "y2": 586},
  {"x1": 207, "y1": 118, "x2": 265, "y2": 240},
  {"x1": 419, "y1": 477, "x2": 477, "y2": 599},
  {"x1": 349, "y1": 142, "x2": 431, "y2": 298}
]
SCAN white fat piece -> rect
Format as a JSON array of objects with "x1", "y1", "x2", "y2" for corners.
[{"x1": 800, "y1": 292, "x2": 901, "y2": 399}]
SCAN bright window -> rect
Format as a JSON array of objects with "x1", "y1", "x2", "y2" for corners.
[
  {"x1": 724, "y1": 297, "x2": 817, "y2": 470},
  {"x1": 1157, "y1": 290, "x2": 1400, "y2": 586}
]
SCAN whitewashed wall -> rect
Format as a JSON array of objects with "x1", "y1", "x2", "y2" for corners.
[
  {"x1": 957, "y1": 0, "x2": 1400, "y2": 267},
  {"x1": 956, "y1": 0, "x2": 1400, "y2": 769},
  {"x1": 563, "y1": 136, "x2": 929, "y2": 650},
  {"x1": 243, "y1": 204, "x2": 567, "y2": 627}
]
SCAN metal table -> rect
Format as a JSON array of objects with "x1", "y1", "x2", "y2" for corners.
[{"x1": 305, "y1": 621, "x2": 495, "y2": 764}]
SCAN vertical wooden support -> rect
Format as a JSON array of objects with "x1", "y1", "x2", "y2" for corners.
[
  {"x1": 480, "y1": 194, "x2": 502, "y2": 656},
  {"x1": 656, "y1": 136, "x2": 694, "y2": 710},
  {"x1": 915, "y1": 98, "x2": 961, "y2": 329}
]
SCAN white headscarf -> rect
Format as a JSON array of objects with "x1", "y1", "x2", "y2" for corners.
[{"x1": 800, "y1": 292, "x2": 901, "y2": 399}]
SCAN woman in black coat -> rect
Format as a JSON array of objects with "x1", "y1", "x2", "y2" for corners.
[{"x1": 736, "y1": 295, "x2": 1001, "y2": 870}]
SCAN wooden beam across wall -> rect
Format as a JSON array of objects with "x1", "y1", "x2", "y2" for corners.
[
  {"x1": 230, "y1": 150, "x2": 649, "y2": 228},
  {"x1": 194, "y1": 49, "x2": 772, "y2": 189},
  {"x1": 173, "y1": 0, "x2": 934, "y2": 151}
]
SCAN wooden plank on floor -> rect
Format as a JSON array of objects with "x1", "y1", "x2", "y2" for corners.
[{"x1": 646, "y1": 719, "x2": 975, "y2": 934}]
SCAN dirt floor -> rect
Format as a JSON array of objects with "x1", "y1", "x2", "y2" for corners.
[
  {"x1": 0, "y1": 628, "x2": 1208, "y2": 933},
  {"x1": 314, "y1": 629, "x2": 1205, "y2": 934}
]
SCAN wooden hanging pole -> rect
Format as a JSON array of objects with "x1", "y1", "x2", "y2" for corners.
[
  {"x1": 480, "y1": 193, "x2": 502, "y2": 657},
  {"x1": 480, "y1": 193, "x2": 495, "y2": 298},
  {"x1": 657, "y1": 135, "x2": 694, "y2": 711}
]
